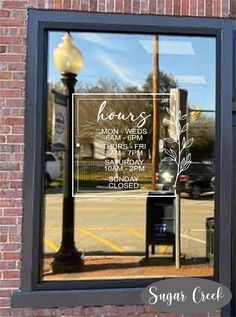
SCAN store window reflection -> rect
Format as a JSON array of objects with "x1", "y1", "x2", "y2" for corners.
[{"x1": 42, "y1": 32, "x2": 216, "y2": 281}]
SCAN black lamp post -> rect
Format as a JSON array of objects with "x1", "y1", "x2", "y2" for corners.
[{"x1": 51, "y1": 33, "x2": 84, "y2": 273}]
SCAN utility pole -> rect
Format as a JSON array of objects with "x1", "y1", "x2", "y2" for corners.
[{"x1": 151, "y1": 34, "x2": 159, "y2": 190}]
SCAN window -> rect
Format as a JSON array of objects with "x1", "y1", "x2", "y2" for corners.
[
  {"x1": 43, "y1": 31, "x2": 216, "y2": 281},
  {"x1": 12, "y1": 10, "x2": 233, "y2": 312}
]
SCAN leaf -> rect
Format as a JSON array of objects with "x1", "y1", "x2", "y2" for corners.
[
  {"x1": 168, "y1": 129, "x2": 177, "y2": 141},
  {"x1": 180, "y1": 114, "x2": 188, "y2": 120},
  {"x1": 181, "y1": 161, "x2": 192, "y2": 172},
  {"x1": 181, "y1": 123, "x2": 189, "y2": 133},
  {"x1": 164, "y1": 148, "x2": 177, "y2": 160},
  {"x1": 186, "y1": 153, "x2": 191, "y2": 163},
  {"x1": 163, "y1": 119, "x2": 175, "y2": 126},
  {"x1": 162, "y1": 157, "x2": 175, "y2": 162},
  {"x1": 178, "y1": 123, "x2": 181, "y2": 135},
  {"x1": 164, "y1": 138, "x2": 176, "y2": 144},
  {"x1": 166, "y1": 106, "x2": 175, "y2": 117},
  {"x1": 180, "y1": 157, "x2": 186, "y2": 170},
  {"x1": 178, "y1": 110, "x2": 182, "y2": 119},
  {"x1": 182, "y1": 136, "x2": 186, "y2": 148},
  {"x1": 184, "y1": 138, "x2": 194, "y2": 149},
  {"x1": 170, "y1": 149, "x2": 177, "y2": 160}
]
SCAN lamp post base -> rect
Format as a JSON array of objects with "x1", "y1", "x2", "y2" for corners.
[{"x1": 51, "y1": 245, "x2": 84, "y2": 274}]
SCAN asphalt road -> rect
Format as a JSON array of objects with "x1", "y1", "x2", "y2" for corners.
[{"x1": 43, "y1": 190, "x2": 214, "y2": 260}]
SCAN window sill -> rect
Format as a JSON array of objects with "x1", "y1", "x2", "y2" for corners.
[{"x1": 11, "y1": 287, "x2": 144, "y2": 308}]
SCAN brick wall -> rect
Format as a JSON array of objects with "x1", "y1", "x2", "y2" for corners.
[{"x1": 0, "y1": 0, "x2": 233, "y2": 316}]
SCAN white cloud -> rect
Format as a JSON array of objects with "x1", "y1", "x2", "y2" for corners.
[
  {"x1": 76, "y1": 33, "x2": 126, "y2": 51},
  {"x1": 140, "y1": 39, "x2": 195, "y2": 55},
  {"x1": 174, "y1": 75, "x2": 207, "y2": 84},
  {"x1": 94, "y1": 49, "x2": 143, "y2": 88}
]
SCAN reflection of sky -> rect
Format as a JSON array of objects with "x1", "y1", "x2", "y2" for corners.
[{"x1": 48, "y1": 32, "x2": 215, "y2": 110}]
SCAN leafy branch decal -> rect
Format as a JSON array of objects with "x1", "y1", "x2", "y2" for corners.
[{"x1": 162, "y1": 106, "x2": 194, "y2": 189}]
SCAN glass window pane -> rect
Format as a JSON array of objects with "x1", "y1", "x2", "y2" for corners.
[{"x1": 42, "y1": 31, "x2": 216, "y2": 282}]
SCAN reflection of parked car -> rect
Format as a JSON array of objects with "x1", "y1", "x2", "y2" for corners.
[
  {"x1": 45, "y1": 152, "x2": 61, "y2": 187},
  {"x1": 157, "y1": 161, "x2": 215, "y2": 199}
]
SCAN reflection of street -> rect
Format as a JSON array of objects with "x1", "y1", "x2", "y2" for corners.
[{"x1": 44, "y1": 191, "x2": 214, "y2": 260}]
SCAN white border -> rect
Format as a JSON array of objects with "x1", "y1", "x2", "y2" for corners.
[{"x1": 72, "y1": 93, "x2": 176, "y2": 198}]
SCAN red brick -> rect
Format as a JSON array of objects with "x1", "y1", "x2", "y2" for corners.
[
  {"x1": 7, "y1": 44, "x2": 26, "y2": 53},
  {"x1": 0, "y1": 81, "x2": 7, "y2": 89},
  {"x1": 222, "y1": 0, "x2": 230, "y2": 16},
  {"x1": 181, "y1": 0, "x2": 189, "y2": 15},
  {"x1": 0, "y1": 308, "x2": 11, "y2": 316},
  {"x1": 5, "y1": 98, "x2": 24, "y2": 108},
  {"x1": 9, "y1": 235, "x2": 21, "y2": 243},
  {"x1": 213, "y1": 0, "x2": 221, "y2": 16},
  {"x1": 2, "y1": 252, "x2": 21, "y2": 260},
  {"x1": 0, "y1": 72, "x2": 12, "y2": 80},
  {"x1": 12, "y1": 126, "x2": 24, "y2": 134},
  {"x1": 1, "y1": 243, "x2": 20, "y2": 251},
  {"x1": 107, "y1": 0, "x2": 115, "y2": 12},
  {"x1": 206, "y1": 0, "x2": 213, "y2": 16},
  {"x1": 90, "y1": 0, "x2": 97, "y2": 11},
  {"x1": 9, "y1": 225, "x2": 22, "y2": 234},
  {"x1": 0, "y1": 90, "x2": 20, "y2": 98},
  {"x1": 7, "y1": 80, "x2": 25, "y2": 90},
  {"x1": 0, "y1": 36, "x2": 22, "y2": 45},
  {"x1": 3, "y1": 208, "x2": 22, "y2": 216},
  {"x1": 13, "y1": 72, "x2": 25, "y2": 80},
  {"x1": 5, "y1": 118, "x2": 24, "y2": 126},
  {"x1": 198, "y1": 0, "x2": 205, "y2": 16},
  {"x1": 0, "y1": 298, "x2": 10, "y2": 307},
  {"x1": 0, "y1": 279, "x2": 20, "y2": 288},
  {"x1": 0, "y1": 154, "x2": 11, "y2": 161},
  {"x1": 174, "y1": 0, "x2": 181, "y2": 15},
  {"x1": 133, "y1": 0, "x2": 140, "y2": 13},
  {"x1": 12, "y1": 154, "x2": 24, "y2": 162},
  {"x1": 72, "y1": 0, "x2": 81, "y2": 10},
  {"x1": 165, "y1": 0, "x2": 173, "y2": 14},
  {"x1": 0, "y1": 28, "x2": 8, "y2": 35},
  {"x1": 157, "y1": 0, "x2": 165, "y2": 14},
  {"x1": 115, "y1": 0, "x2": 123, "y2": 12},
  {"x1": 0, "y1": 190, "x2": 22, "y2": 199},
  {"x1": 0, "y1": 126, "x2": 10, "y2": 134},
  {"x1": 81, "y1": 0, "x2": 89, "y2": 10},
  {"x1": 0, "y1": 290, "x2": 11, "y2": 297},
  {"x1": 2, "y1": 1, "x2": 27, "y2": 9},
  {"x1": 0, "y1": 10, "x2": 10, "y2": 17},
  {"x1": 0, "y1": 216, "x2": 17, "y2": 224},
  {"x1": 8, "y1": 63, "x2": 25, "y2": 71},
  {"x1": 118, "y1": 305, "x2": 140, "y2": 315},
  {"x1": 140, "y1": 0, "x2": 149, "y2": 13},
  {"x1": 3, "y1": 270, "x2": 20, "y2": 279},
  {"x1": 0, "y1": 172, "x2": 23, "y2": 182},
  {"x1": 190, "y1": 0, "x2": 197, "y2": 15},
  {"x1": 0, "y1": 18, "x2": 25, "y2": 27},
  {"x1": 0, "y1": 54, "x2": 21, "y2": 63},
  {"x1": 62, "y1": 0, "x2": 72, "y2": 9},
  {"x1": 0, "y1": 45, "x2": 7, "y2": 53},
  {"x1": 0, "y1": 135, "x2": 6, "y2": 143},
  {"x1": 52, "y1": 0, "x2": 62, "y2": 9},
  {"x1": 124, "y1": 0, "x2": 132, "y2": 13},
  {"x1": 6, "y1": 135, "x2": 24, "y2": 143},
  {"x1": 149, "y1": 0, "x2": 156, "y2": 14},
  {"x1": 10, "y1": 9, "x2": 27, "y2": 18},
  {"x1": 0, "y1": 234, "x2": 7, "y2": 242},
  {"x1": 98, "y1": 0, "x2": 106, "y2": 11}
]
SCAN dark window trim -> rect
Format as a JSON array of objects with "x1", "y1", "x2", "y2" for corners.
[{"x1": 11, "y1": 10, "x2": 234, "y2": 314}]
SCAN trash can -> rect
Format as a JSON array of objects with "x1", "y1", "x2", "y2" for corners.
[
  {"x1": 206, "y1": 217, "x2": 214, "y2": 266},
  {"x1": 145, "y1": 191, "x2": 175, "y2": 259}
]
